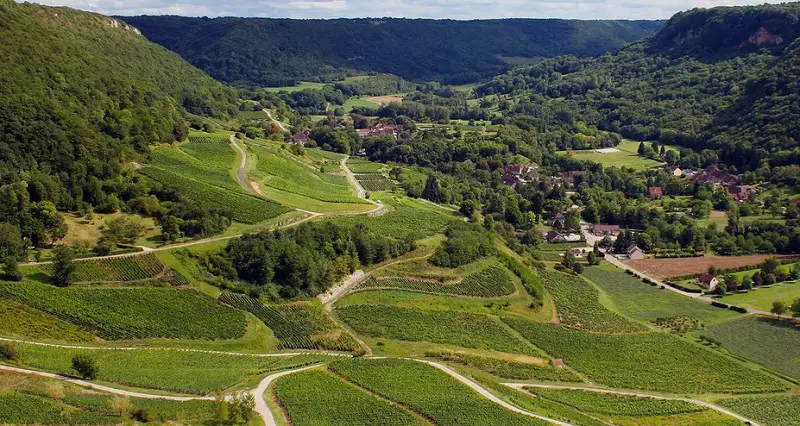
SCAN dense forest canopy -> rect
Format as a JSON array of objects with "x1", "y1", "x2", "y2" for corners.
[
  {"x1": 0, "y1": 0, "x2": 239, "y2": 247},
  {"x1": 475, "y1": 2, "x2": 800, "y2": 174},
  {"x1": 118, "y1": 16, "x2": 663, "y2": 86}
]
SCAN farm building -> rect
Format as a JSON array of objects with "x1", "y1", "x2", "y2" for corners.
[
  {"x1": 729, "y1": 185, "x2": 756, "y2": 202},
  {"x1": 591, "y1": 224, "x2": 621, "y2": 237},
  {"x1": 692, "y1": 167, "x2": 740, "y2": 187},
  {"x1": 672, "y1": 167, "x2": 683, "y2": 177},
  {"x1": 552, "y1": 359, "x2": 565, "y2": 368},
  {"x1": 545, "y1": 231, "x2": 581, "y2": 243},
  {"x1": 547, "y1": 212, "x2": 567, "y2": 228},
  {"x1": 646, "y1": 186, "x2": 663, "y2": 199},
  {"x1": 568, "y1": 248, "x2": 584, "y2": 258},
  {"x1": 627, "y1": 245, "x2": 645, "y2": 260},
  {"x1": 504, "y1": 165, "x2": 536, "y2": 176},
  {"x1": 697, "y1": 274, "x2": 720, "y2": 291}
]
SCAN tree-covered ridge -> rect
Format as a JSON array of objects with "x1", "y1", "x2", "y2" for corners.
[
  {"x1": 0, "y1": 0, "x2": 239, "y2": 242},
  {"x1": 119, "y1": 16, "x2": 662, "y2": 85},
  {"x1": 649, "y1": 2, "x2": 800, "y2": 58},
  {"x1": 475, "y1": 2, "x2": 800, "y2": 174}
]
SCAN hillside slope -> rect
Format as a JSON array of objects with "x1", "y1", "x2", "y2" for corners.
[
  {"x1": 118, "y1": 16, "x2": 663, "y2": 86},
  {"x1": 475, "y1": 2, "x2": 800, "y2": 172},
  {"x1": 0, "y1": 0, "x2": 238, "y2": 213}
]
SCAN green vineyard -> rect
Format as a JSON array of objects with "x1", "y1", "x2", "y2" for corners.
[
  {"x1": 355, "y1": 174, "x2": 394, "y2": 191},
  {"x1": 346, "y1": 160, "x2": 384, "y2": 173},
  {"x1": 218, "y1": 293, "x2": 361, "y2": 352},
  {"x1": 541, "y1": 269, "x2": 646, "y2": 333},
  {"x1": 358, "y1": 265, "x2": 516, "y2": 297},
  {"x1": 0, "y1": 281, "x2": 246, "y2": 340},
  {"x1": 38, "y1": 254, "x2": 174, "y2": 284}
]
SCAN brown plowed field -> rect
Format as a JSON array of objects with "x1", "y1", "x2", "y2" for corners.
[
  {"x1": 365, "y1": 95, "x2": 404, "y2": 105},
  {"x1": 626, "y1": 254, "x2": 800, "y2": 280}
]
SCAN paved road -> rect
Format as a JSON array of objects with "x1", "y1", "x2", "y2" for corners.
[
  {"x1": 253, "y1": 364, "x2": 322, "y2": 426},
  {"x1": 230, "y1": 135, "x2": 256, "y2": 196},
  {"x1": 503, "y1": 382, "x2": 761, "y2": 426},
  {"x1": 0, "y1": 364, "x2": 215, "y2": 401}
]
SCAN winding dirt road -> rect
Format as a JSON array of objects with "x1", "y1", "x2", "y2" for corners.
[
  {"x1": 503, "y1": 382, "x2": 761, "y2": 426},
  {"x1": 252, "y1": 364, "x2": 323, "y2": 426},
  {"x1": 0, "y1": 365, "x2": 215, "y2": 401},
  {"x1": 263, "y1": 109, "x2": 288, "y2": 133}
]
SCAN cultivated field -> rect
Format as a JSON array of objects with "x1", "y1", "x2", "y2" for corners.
[
  {"x1": 716, "y1": 394, "x2": 800, "y2": 426},
  {"x1": 626, "y1": 254, "x2": 800, "y2": 280},
  {"x1": 365, "y1": 95, "x2": 404, "y2": 105},
  {"x1": 358, "y1": 264, "x2": 516, "y2": 297},
  {"x1": 556, "y1": 140, "x2": 673, "y2": 170}
]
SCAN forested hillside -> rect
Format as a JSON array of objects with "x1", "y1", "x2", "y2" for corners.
[
  {"x1": 476, "y1": 2, "x2": 800, "y2": 174},
  {"x1": 0, "y1": 0, "x2": 238, "y2": 246},
  {"x1": 119, "y1": 16, "x2": 662, "y2": 85}
]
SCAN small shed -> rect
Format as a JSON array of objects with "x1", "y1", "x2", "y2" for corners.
[{"x1": 552, "y1": 359, "x2": 565, "y2": 368}]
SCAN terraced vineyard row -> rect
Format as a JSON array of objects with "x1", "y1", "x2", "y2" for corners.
[
  {"x1": 355, "y1": 174, "x2": 394, "y2": 191},
  {"x1": 141, "y1": 166, "x2": 290, "y2": 224},
  {"x1": 336, "y1": 304, "x2": 539, "y2": 355},
  {"x1": 187, "y1": 135, "x2": 229, "y2": 144},
  {"x1": 39, "y1": 254, "x2": 164, "y2": 283},
  {"x1": 526, "y1": 388, "x2": 704, "y2": 416},
  {"x1": 541, "y1": 268, "x2": 646, "y2": 333},
  {"x1": 358, "y1": 265, "x2": 516, "y2": 297},
  {"x1": 502, "y1": 318, "x2": 787, "y2": 394},
  {"x1": 218, "y1": 293, "x2": 361, "y2": 352},
  {"x1": 330, "y1": 359, "x2": 549, "y2": 426},
  {"x1": 0, "y1": 281, "x2": 246, "y2": 340}
]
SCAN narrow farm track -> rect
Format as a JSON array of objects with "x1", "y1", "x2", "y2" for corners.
[
  {"x1": 263, "y1": 109, "x2": 288, "y2": 133},
  {"x1": 0, "y1": 365, "x2": 215, "y2": 401},
  {"x1": 253, "y1": 364, "x2": 322, "y2": 426},
  {"x1": 341, "y1": 156, "x2": 386, "y2": 216},
  {"x1": 230, "y1": 135, "x2": 256, "y2": 196},
  {"x1": 408, "y1": 359, "x2": 574, "y2": 426},
  {"x1": 503, "y1": 382, "x2": 762, "y2": 426},
  {"x1": 0, "y1": 337, "x2": 352, "y2": 358}
]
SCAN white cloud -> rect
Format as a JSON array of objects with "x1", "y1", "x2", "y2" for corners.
[{"x1": 28, "y1": 0, "x2": 790, "y2": 19}]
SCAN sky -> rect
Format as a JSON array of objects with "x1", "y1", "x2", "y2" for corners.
[{"x1": 32, "y1": 0, "x2": 788, "y2": 20}]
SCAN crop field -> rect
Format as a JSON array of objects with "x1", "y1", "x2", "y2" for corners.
[
  {"x1": 0, "y1": 371, "x2": 219, "y2": 424},
  {"x1": 330, "y1": 358, "x2": 550, "y2": 426},
  {"x1": 336, "y1": 304, "x2": 538, "y2": 355},
  {"x1": 347, "y1": 159, "x2": 384, "y2": 173},
  {"x1": 12, "y1": 341, "x2": 329, "y2": 394},
  {"x1": 427, "y1": 351, "x2": 583, "y2": 382},
  {"x1": 625, "y1": 254, "x2": 800, "y2": 280},
  {"x1": 252, "y1": 145, "x2": 366, "y2": 204},
  {"x1": 358, "y1": 265, "x2": 516, "y2": 297},
  {"x1": 343, "y1": 97, "x2": 381, "y2": 112},
  {"x1": 262, "y1": 81, "x2": 327, "y2": 92},
  {"x1": 556, "y1": 140, "x2": 670, "y2": 170},
  {"x1": 141, "y1": 166, "x2": 289, "y2": 224},
  {"x1": 0, "y1": 299, "x2": 95, "y2": 341},
  {"x1": 716, "y1": 394, "x2": 800, "y2": 426},
  {"x1": 328, "y1": 197, "x2": 459, "y2": 240},
  {"x1": 356, "y1": 174, "x2": 394, "y2": 191},
  {"x1": 720, "y1": 280, "x2": 800, "y2": 311},
  {"x1": 582, "y1": 264, "x2": 739, "y2": 323},
  {"x1": 219, "y1": 293, "x2": 360, "y2": 352},
  {"x1": 527, "y1": 388, "x2": 703, "y2": 416},
  {"x1": 36, "y1": 254, "x2": 188, "y2": 285},
  {"x1": 502, "y1": 318, "x2": 787, "y2": 393},
  {"x1": 540, "y1": 268, "x2": 646, "y2": 333},
  {"x1": 0, "y1": 392, "x2": 117, "y2": 425},
  {"x1": 0, "y1": 280, "x2": 246, "y2": 340},
  {"x1": 274, "y1": 369, "x2": 424, "y2": 425},
  {"x1": 152, "y1": 136, "x2": 240, "y2": 193},
  {"x1": 704, "y1": 316, "x2": 800, "y2": 380}
]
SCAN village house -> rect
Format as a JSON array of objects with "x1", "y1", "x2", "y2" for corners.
[
  {"x1": 290, "y1": 132, "x2": 310, "y2": 145},
  {"x1": 567, "y1": 248, "x2": 584, "y2": 258},
  {"x1": 504, "y1": 165, "x2": 536, "y2": 176},
  {"x1": 547, "y1": 212, "x2": 567, "y2": 229},
  {"x1": 627, "y1": 245, "x2": 645, "y2": 260},
  {"x1": 697, "y1": 274, "x2": 719, "y2": 291},
  {"x1": 356, "y1": 123, "x2": 397, "y2": 139},
  {"x1": 545, "y1": 231, "x2": 581, "y2": 243},
  {"x1": 562, "y1": 171, "x2": 584, "y2": 184},
  {"x1": 591, "y1": 224, "x2": 621, "y2": 237},
  {"x1": 672, "y1": 167, "x2": 683, "y2": 177},
  {"x1": 501, "y1": 164, "x2": 537, "y2": 188},
  {"x1": 646, "y1": 186, "x2": 663, "y2": 200},
  {"x1": 692, "y1": 167, "x2": 740, "y2": 187},
  {"x1": 729, "y1": 185, "x2": 755, "y2": 203},
  {"x1": 552, "y1": 359, "x2": 565, "y2": 368}
]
